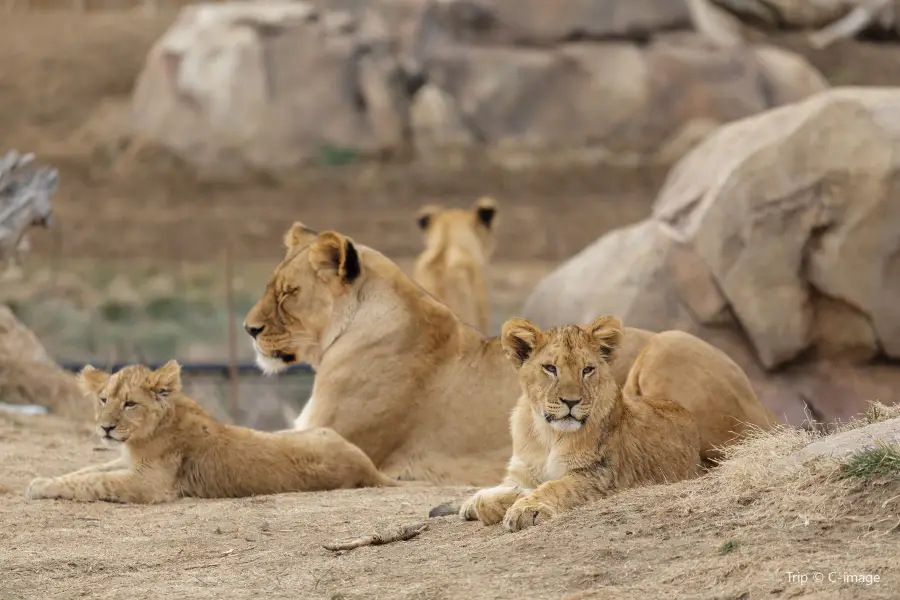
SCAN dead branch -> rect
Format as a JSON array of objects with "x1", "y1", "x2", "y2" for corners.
[
  {"x1": 0, "y1": 150, "x2": 58, "y2": 268},
  {"x1": 808, "y1": 0, "x2": 892, "y2": 49},
  {"x1": 323, "y1": 521, "x2": 428, "y2": 553}
]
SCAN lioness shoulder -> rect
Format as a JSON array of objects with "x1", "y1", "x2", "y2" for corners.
[{"x1": 460, "y1": 316, "x2": 702, "y2": 532}]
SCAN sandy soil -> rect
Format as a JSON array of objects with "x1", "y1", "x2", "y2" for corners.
[{"x1": 3, "y1": 412, "x2": 899, "y2": 600}]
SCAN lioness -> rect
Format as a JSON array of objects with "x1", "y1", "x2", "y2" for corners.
[
  {"x1": 25, "y1": 361, "x2": 395, "y2": 504},
  {"x1": 460, "y1": 316, "x2": 701, "y2": 532},
  {"x1": 243, "y1": 222, "x2": 777, "y2": 487},
  {"x1": 412, "y1": 196, "x2": 498, "y2": 333}
]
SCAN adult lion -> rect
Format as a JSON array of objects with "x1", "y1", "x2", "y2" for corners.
[
  {"x1": 243, "y1": 223, "x2": 779, "y2": 486},
  {"x1": 412, "y1": 196, "x2": 498, "y2": 333}
]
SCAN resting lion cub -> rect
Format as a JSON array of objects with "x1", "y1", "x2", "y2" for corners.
[
  {"x1": 460, "y1": 316, "x2": 701, "y2": 532},
  {"x1": 26, "y1": 360, "x2": 396, "y2": 503}
]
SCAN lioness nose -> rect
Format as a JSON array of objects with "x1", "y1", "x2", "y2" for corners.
[
  {"x1": 244, "y1": 324, "x2": 264, "y2": 339},
  {"x1": 560, "y1": 398, "x2": 582, "y2": 409},
  {"x1": 101, "y1": 425, "x2": 115, "y2": 433}
]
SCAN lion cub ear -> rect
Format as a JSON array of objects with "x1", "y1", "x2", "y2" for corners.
[
  {"x1": 585, "y1": 315, "x2": 623, "y2": 361},
  {"x1": 308, "y1": 231, "x2": 362, "y2": 285},
  {"x1": 150, "y1": 360, "x2": 182, "y2": 399},
  {"x1": 283, "y1": 221, "x2": 319, "y2": 251},
  {"x1": 416, "y1": 204, "x2": 442, "y2": 231},
  {"x1": 78, "y1": 365, "x2": 110, "y2": 396},
  {"x1": 472, "y1": 196, "x2": 498, "y2": 229},
  {"x1": 501, "y1": 317, "x2": 542, "y2": 369}
]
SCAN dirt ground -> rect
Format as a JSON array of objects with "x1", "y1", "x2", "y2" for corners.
[{"x1": 3, "y1": 413, "x2": 900, "y2": 600}]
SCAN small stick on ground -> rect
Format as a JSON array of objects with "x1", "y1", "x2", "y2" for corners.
[{"x1": 323, "y1": 521, "x2": 428, "y2": 553}]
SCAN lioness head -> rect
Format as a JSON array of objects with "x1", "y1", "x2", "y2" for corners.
[
  {"x1": 415, "y1": 196, "x2": 498, "y2": 256},
  {"x1": 243, "y1": 222, "x2": 362, "y2": 374},
  {"x1": 501, "y1": 316, "x2": 622, "y2": 433},
  {"x1": 78, "y1": 360, "x2": 182, "y2": 444}
]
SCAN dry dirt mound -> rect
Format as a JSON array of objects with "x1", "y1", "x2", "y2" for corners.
[
  {"x1": 0, "y1": 306, "x2": 87, "y2": 419},
  {"x1": 2, "y1": 411, "x2": 898, "y2": 599}
]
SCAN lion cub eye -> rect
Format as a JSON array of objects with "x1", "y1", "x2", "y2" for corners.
[
  {"x1": 582, "y1": 366, "x2": 595, "y2": 377},
  {"x1": 99, "y1": 397, "x2": 108, "y2": 405},
  {"x1": 542, "y1": 364, "x2": 557, "y2": 376},
  {"x1": 123, "y1": 400, "x2": 137, "y2": 409}
]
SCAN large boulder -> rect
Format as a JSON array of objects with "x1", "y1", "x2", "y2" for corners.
[
  {"x1": 522, "y1": 87, "x2": 900, "y2": 426},
  {"x1": 409, "y1": 29, "x2": 828, "y2": 163},
  {"x1": 131, "y1": 1, "x2": 829, "y2": 173},
  {"x1": 131, "y1": 1, "x2": 413, "y2": 176},
  {"x1": 411, "y1": 0, "x2": 692, "y2": 48}
]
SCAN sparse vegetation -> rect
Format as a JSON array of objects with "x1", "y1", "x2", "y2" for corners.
[
  {"x1": 840, "y1": 443, "x2": 900, "y2": 482},
  {"x1": 719, "y1": 539, "x2": 741, "y2": 555}
]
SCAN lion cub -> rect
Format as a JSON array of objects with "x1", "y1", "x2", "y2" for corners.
[
  {"x1": 460, "y1": 316, "x2": 701, "y2": 532},
  {"x1": 26, "y1": 360, "x2": 396, "y2": 504},
  {"x1": 412, "y1": 196, "x2": 498, "y2": 333}
]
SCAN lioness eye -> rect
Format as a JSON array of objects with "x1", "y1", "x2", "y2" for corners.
[
  {"x1": 99, "y1": 397, "x2": 108, "y2": 405},
  {"x1": 542, "y1": 364, "x2": 557, "y2": 375},
  {"x1": 582, "y1": 366, "x2": 595, "y2": 377},
  {"x1": 124, "y1": 401, "x2": 137, "y2": 408}
]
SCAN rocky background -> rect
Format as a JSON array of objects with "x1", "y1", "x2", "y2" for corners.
[{"x1": 4, "y1": 0, "x2": 900, "y2": 429}]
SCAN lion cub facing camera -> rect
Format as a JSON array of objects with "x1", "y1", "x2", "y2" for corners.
[
  {"x1": 26, "y1": 360, "x2": 396, "y2": 504},
  {"x1": 460, "y1": 316, "x2": 702, "y2": 532}
]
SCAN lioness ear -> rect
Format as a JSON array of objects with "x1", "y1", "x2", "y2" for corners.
[
  {"x1": 283, "y1": 221, "x2": 319, "y2": 250},
  {"x1": 308, "y1": 231, "x2": 361, "y2": 285},
  {"x1": 585, "y1": 315, "x2": 623, "y2": 361},
  {"x1": 473, "y1": 196, "x2": 498, "y2": 229},
  {"x1": 501, "y1": 317, "x2": 541, "y2": 369},
  {"x1": 78, "y1": 365, "x2": 109, "y2": 396},
  {"x1": 150, "y1": 359, "x2": 182, "y2": 398},
  {"x1": 416, "y1": 204, "x2": 442, "y2": 231}
]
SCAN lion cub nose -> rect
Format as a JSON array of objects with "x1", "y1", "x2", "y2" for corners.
[
  {"x1": 101, "y1": 425, "x2": 115, "y2": 433},
  {"x1": 560, "y1": 398, "x2": 582, "y2": 410},
  {"x1": 244, "y1": 324, "x2": 264, "y2": 339}
]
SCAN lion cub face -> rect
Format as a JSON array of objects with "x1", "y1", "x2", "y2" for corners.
[
  {"x1": 501, "y1": 316, "x2": 622, "y2": 433},
  {"x1": 78, "y1": 361, "x2": 181, "y2": 444},
  {"x1": 243, "y1": 223, "x2": 363, "y2": 374}
]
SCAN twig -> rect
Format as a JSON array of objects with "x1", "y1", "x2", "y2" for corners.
[
  {"x1": 323, "y1": 521, "x2": 428, "y2": 552},
  {"x1": 184, "y1": 562, "x2": 221, "y2": 571}
]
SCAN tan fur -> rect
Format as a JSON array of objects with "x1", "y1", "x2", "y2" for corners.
[
  {"x1": 460, "y1": 317, "x2": 702, "y2": 532},
  {"x1": 243, "y1": 222, "x2": 777, "y2": 486},
  {"x1": 412, "y1": 197, "x2": 498, "y2": 333},
  {"x1": 25, "y1": 361, "x2": 395, "y2": 504}
]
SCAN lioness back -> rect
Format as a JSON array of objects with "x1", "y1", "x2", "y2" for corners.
[{"x1": 412, "y1": 197, "x2": 498, "y2": 333}]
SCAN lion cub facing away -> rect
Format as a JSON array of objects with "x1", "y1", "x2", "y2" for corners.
[
  {"x1": 460, "y1": 316, "x2": 701, "y2": 532},
  {"x1": 26, "y1": 361, "x2": 396, "y2": 504}
]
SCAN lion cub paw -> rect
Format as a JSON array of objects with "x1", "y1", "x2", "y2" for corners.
[
  {"x1": 26, "y1": 477, "x2": 58, "y2": 501},
  {"x1": 459, "y1": 485, "x2": 522, "y2": 525},
  {"x1": 502, "y1": 497, "x2": 556, "y2": 532}
]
